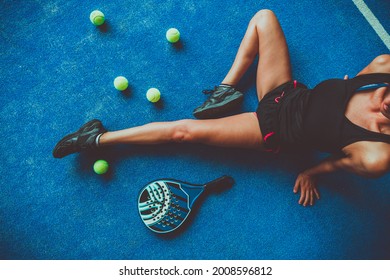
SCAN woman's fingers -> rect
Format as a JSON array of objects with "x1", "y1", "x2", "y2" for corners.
[
  {"x1": 299, "y1": 189, "x2": 305, "y2": 205},
  {"x1": 299, "y1": 188, "x2": 319, "y2": 206},
  {"x1": 294, "y1": 176, "x2": 319, "y2": 206},
  {"x1": 310, "y1": 190, "x2": 314, "y2": 206},
  {"x1": 293, "y1": 181, "x2": 299, "y2": 193},
  {"x1": 314, "y1": 188, "x2": 320, "y2": 200},
  {"x1": 303, "y1": 190, "x2": 310, "y2": 206}
]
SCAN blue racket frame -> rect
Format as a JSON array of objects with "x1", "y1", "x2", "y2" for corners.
[{"x1": 138, "y1": 176, "x2": 233, "y2": 234}]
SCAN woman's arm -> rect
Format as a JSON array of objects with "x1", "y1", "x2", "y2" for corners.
[
  {"x1": 293, "y1": 151, "x2": 390, "y2": 206},
  {"x1": 293, "y1": 155, "x2": 352, "y2": 207}
]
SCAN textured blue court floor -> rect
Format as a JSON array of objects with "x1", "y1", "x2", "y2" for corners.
[{"x1": 0, "y1": 0, "x2": 389, "y2": 260}]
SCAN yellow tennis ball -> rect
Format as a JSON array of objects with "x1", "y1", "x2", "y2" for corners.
[
  {"x1": 90, "y1": 10, "x2": 105, "y2": 26},
  {"x1": 166, "y1": 28, "x2": 180, "y2": 43},
  {"x1": 114, "y1": 76, "x2": 129, "y2": 91},
  {"x1": 146, "y1": 88, "x2": 161, "y2": 103},
  {"x1": 93, "y1": 160, "x2": 109, "y2": 175}
]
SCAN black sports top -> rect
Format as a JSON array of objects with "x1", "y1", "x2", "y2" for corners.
[{"x1": 303, "y1": 73, "x2": 390, "y2": 153}]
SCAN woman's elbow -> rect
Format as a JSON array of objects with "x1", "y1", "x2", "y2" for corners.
[{"x1": 360, "y1": 158, "x2": 390, "y2": 178}]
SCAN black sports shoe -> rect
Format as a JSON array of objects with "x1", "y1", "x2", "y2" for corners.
[
  {"x1": 193, "y1": 85, "x2": 244, "y2": 119},
  {"x1": 52, "y1": 119, "x2": 107, "y2": 158}
]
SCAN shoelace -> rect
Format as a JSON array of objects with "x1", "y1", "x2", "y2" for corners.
[{"x1": 202, "y1": 86, "x2": 218, "y2": 94}]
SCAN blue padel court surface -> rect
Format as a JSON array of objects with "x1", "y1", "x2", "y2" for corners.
[{"x1": 1, "y1": 0, "x2": 389, "y2": 260}]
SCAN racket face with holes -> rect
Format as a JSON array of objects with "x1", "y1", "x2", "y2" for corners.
[{"x1": 138, "y1": 179, "x2": 205, "y2": 234}]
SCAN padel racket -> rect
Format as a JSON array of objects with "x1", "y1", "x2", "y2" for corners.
[{"x1": 138, "y1": 175, "x2": 233, "y2": 234}]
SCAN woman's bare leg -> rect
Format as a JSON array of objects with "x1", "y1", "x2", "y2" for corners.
[
  {"x1": 193, "y1": 10, "x2": 292, "y2": 119},
  {"x1": 357, "y1": 54, "x2": 390, "y2": 75},
  {"x1": 221, "y1": 9, "x2": 292, "y2": 100},
  {"x1": 55, "y1": 11, "x2": 294, "y2": 158},
  {"x1": 99, "y1": 113, "x2": 265, "y2": 150},
  {"x1": 221, "y1": 13, "x2": 262, "y2": 86},
  {"x1": 99, "y1": 10, "x2": 293, "y2": 150}
]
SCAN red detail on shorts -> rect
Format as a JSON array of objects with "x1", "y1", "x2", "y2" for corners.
[
  {"x1": 274, "y1": 91, "x2": 285, "y2": 103},
  {"x1": 294, "y1": 80, "x2": 297, "y2": 88},
  {"x1": 263, "y1": 132, "x2": 281, "y2": 153},
  {"x1": 263, "y1": 131, "x2": 275, "y2": 142}
]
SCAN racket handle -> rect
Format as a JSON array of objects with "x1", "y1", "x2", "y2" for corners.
[{"x1": 204, "y1": 175, "x2": 234, "y2": 189}]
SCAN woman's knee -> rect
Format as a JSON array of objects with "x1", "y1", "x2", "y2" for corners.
[
  {"x1": 371, "y1": 54, "x2": 390, "y2": 72},
  {"x1": 373, "y1": 54, "x2": 390, "y2": 64},
  {"x1": 250, "y1": 9, "x2": 277, "y2": 29},
  {"x1": 171, "y1": 120, "x2": 196, "y2": 143}
]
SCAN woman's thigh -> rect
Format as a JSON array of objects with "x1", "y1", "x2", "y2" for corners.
[
  {"x1": 253, "y1": 10, "x2": 292, "y2": 100},
  {"x1": 183, "y1": 113, "x2": 265, "y2": 150}
]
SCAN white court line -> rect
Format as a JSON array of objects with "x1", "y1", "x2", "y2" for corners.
[{"x1": 352, "y1": 0, "x2": 390, "y2": 50}]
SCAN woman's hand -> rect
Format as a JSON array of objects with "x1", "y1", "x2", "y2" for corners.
[{"x1": 293, "y1": 173, "x2": 320, "y2": 206}]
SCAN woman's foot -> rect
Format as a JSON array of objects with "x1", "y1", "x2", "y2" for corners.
[
  {"x1": 52, "y1": 119, "x2": 107, "y2": 158},
  {"x1": 193, "y1": 85, "x2": 244, "y2": 119}
]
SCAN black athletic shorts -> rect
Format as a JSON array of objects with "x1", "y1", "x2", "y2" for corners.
[{"x1": 255, "y1": 80, "x2": 311, "y2": 152}]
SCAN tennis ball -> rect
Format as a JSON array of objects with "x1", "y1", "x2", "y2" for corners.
[
  {"x1": 93, "y1": 159, "x2": 109, "y2": 175},
  {"x1": 146, "y1": 88, "x2": 161, "y2": 103},
  {"x1": 114, "y1": 76, "x2": 129, "y2": 91},
  {"x1": 166, "y1": 28, "x2": 180, "y2": 43},
  {"x1": 90, "y1": 10, "x2": 105, "y2": 26}
]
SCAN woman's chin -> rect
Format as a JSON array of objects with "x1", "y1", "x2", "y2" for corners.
[{"x1": 382, "y1": 104, "x2": 390, "y2": 119}]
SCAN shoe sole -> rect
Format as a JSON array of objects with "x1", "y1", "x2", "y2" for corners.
[
  {"x1": 52, "y1": 119, "x2": 101, "y2": 158},
  {"x1": 194, "y1": 94, "x2": 244, "y2": 119}
]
